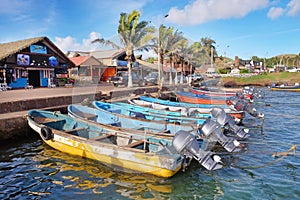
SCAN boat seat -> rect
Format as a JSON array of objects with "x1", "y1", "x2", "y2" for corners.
[
  {"x1": 78, "y1": 112, "x2": 98, "y2": 120},
  {"x1": 124, "y1": 140, "x2": 144, "y2": 148},
  {"x1": 163, "y1": 130, "x2": 171, "y2": 133},
  {"x1": 34, "y1": 117, "x2": 66, "y2": 124},
  {"x1": 63, "y1": 120, "x2": 77, "y2": 130},
  {"x1": 91, "y1": 133, "x2": 115, "y2": 141},
  {"x1": 64, "y1": 127, "x2": 86, "y2": 133},
  {"x1": 108, "y1": 109, "x2": 121, "y2": 114}
]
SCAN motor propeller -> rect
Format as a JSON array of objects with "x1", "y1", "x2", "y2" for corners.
[
  {"x1": 172, "y1": 130, "x2": 223, "y2": 170},
  {"x1": 199, "y1": 118, "x2": 243, "y2": 152},
  {"x1": 211, "y1": 107, "x2": 250, "y2": 139},
  {"x1": 226, "y1": 97, "x2": 264, "y2": 118}
]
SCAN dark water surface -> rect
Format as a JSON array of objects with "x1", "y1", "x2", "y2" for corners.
[{"x1": 1, "y1": 88, "x2": 299, "y2": 199}]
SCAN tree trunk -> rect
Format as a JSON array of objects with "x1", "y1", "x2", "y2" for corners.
[
  {"x1": 180, "y1": 59, "x2": 184, "y2": 84},
  {"x1": 159, "y1": 54, "x2": 164, "y2": 86},
  {"x1": 169, "y1": 57, "x2": 173, "y2": 85},
  {"x1": 127, "y1": 58, "x2": 133, "y2": 87}
]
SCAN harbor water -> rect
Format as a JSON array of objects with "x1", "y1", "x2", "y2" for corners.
[{"x1": 0, "y1": 88, "x2": 299, "y2": 199}]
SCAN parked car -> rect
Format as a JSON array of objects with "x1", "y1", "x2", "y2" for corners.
[
  {"x1": 206, "y1": 71, "x2": 221, "y2": 78},
  {"x1": 190, "y1": 74, "x2": 204, "y2": 82},
  {"x1": 144, "y1": 72, "x2": 159, "y2": 85},
  {"x1": 187, "y1": 74, "x2": 204, "y2": 86},
  {"x1": 205, "y1": 68, "x2": 221, "y2": 78},
  {"x1": 107, "y1": 71, "x2": 144, "y2": 87}
]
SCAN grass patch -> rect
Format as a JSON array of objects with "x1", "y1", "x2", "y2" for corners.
[{"x1": 222, "y1": 72, "x2": 300, "y2": 87}]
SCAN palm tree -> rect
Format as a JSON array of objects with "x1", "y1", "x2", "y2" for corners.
[
  {"x1": 152, "y1": 25, "x2": 187, "y2": 85},
  {"x1": 118, "y1": 11, "x2": 155, "y2": 87},
  {"x1": 188, "y1": 41, "x2": 206, "y2": 67},
  {"x1": 92, "y1": 10, "x2": 155, "y2": 87},
  {"x1": 200, "y1": 37, "x2": 217, "y2": 64}
]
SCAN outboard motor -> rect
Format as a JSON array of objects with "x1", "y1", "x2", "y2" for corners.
[
  {"x1": 211, "y1": 107, "x2": 250, "y2": 139},
  {"x1": 243, "y1": 86, "x2": 264, "y2": 99},
  {"x1": 236, "y1": 91, "x2": 253, "y2": 101},
  {"x1": 226, "y1": 97, "x2": 264, "y2": 118},
  {"x1": 172, "y1": 130, "x2": 223, "y2": 171},
  {"x1": 199, "y1": 118, "x2": 243, "y2": 152}
]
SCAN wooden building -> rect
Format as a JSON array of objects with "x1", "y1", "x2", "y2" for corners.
[
  {"x1": 67, "y1": 49, "x2": 141, "y2": 81},
  {"x1": 69, "y1": 56, "x2": 103, "y2": 83},
  {"x1": 0, "y1": 37, "x2": 74, "y2": 89}
]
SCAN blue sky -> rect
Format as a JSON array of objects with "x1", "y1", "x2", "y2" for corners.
[{"x1": 1, "y1": 0, "x2": 300, "y2": 60}]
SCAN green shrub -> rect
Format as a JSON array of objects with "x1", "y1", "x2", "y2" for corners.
[
  {"x1": 240, "y1": 69, "x2": 249, "y2": 74},
  {"x1": 218, "y1": 68, "x2": 229, "y2": 74}
]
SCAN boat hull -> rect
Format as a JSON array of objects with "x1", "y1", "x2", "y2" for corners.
[
  {"x1": 176, "y1": 92, "x2": 227, "y2": 105},
  {"x1": 92, "y1": 101, "x2": 203, "y2": 134},
  {"x1": 27, "y1": 110, "x2": 183, "y2": 178},
  {"x1": 270, "y1": 86, "x2": 300, "y2": 92},
  {"x1": 191, "y1": 88, "x2": 237, "y2": 97},
  {"x1": 138, "y1": 96, "x2": 244, "y2": 121},
  {"x1": 113, "y1": 101, "x2": 211, "y2": 118}
]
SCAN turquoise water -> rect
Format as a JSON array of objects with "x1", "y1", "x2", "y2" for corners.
[{"x1": 0, "y1": 88, "x2": 299, "y2": 199}]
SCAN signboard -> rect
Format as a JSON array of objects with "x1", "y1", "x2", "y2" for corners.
[
  {"x1": 17, "y1": 54, "x2": 30, "y2": 66},
  {"x1": 30, "y1": 45, "x2": 47, "y2": 54}
]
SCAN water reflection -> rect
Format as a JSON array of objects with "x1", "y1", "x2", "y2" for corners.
[
  {"x1": 31, "y1": 144, "x2": 176, "y2": 199},
  {"x1": 1, "y1": 88, "x2": 299, "y2": 199}
]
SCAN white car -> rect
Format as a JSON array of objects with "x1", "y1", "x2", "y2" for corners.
[
  {"x1": 206, "y1": 71, "x2": 221, "y2": 78},
  {"x1": 286, "y1": 68, "x2": 300, "y2": 72}
]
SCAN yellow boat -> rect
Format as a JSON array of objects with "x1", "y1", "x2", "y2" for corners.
[
  {"x1": 27, "y1": 109, "x2": 223, "y2": 177},
  {"x1": 271, "y1": 83, "x2": 300, "y2": 92},
  {"x1": 27, "y1": 109, "x2": 184, "y2": 178}
]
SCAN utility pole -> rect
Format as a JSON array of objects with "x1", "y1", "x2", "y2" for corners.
[{"x1": 157, "y1": 14, "x2": 169, "y2": 87}]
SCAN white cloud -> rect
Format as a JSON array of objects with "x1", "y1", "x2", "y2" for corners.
[
  {"x1": 54, "y1": 32, "x2": 102, "y2": 53},
  {"x1": 166, "y1": 0, "x2": 269, "y2": 25},
  {"x1": 267, "y1": 0, "x2": 300, "y2": 19},
  {"x1": 287, "y1": 0, "x2": 300, "y2": 16},
  {"x1": 267, "y1": 7, "x2": 284, "y2": 19}
]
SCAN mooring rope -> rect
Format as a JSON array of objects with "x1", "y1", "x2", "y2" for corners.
[{"x1": 229, "y1": 145, "x2": 297, "y2": 169}]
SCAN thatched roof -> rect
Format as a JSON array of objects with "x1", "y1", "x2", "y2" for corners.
[
  {"x1": 0, "y1": 37, "x2": 44, "y2": 61},
  {"x1": 0, "y1": 36, "x2": 74, "y2": 67}
]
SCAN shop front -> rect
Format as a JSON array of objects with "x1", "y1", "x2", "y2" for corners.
[{"x1": 0, "y1": 37, "x2": 74, "y2": 89}]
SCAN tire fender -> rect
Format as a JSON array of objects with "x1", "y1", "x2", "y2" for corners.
[{"x1": 41, "y1": 127, "x2": 53, "y2": 140}]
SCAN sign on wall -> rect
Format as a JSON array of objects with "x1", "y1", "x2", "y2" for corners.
[
  {"x1": 17, "y1": 54, "x2": 30, "y2": 66},
  {"x1": 30, "y1": 45, "x2": 47, "y2": 54}
]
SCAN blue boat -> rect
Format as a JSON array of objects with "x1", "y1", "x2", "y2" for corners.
[
  {"x1": 91, "y1": 101, "x2": 200, "y2": 134},
  {"x1": 92, "y1": 102, "x2": 243, "y2": 152},
  {"x1": 93, "y1": 101, "x2": 206, "y2": 125},
  {"x1": 113, "y1": 101, "x2": 211, "y2": 119}
]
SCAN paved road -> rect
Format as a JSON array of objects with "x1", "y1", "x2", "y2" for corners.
[{"x1": 0, "y1": 84, "x2": 120, "y2": 103}]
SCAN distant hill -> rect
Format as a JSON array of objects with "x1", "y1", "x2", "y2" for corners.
[{"x1": 274, "y1": 54, "x2": 298, "y2": 58}]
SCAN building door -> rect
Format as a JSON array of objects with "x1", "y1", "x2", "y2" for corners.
[{"x1": 28, "y1": 70, "x2": 40, "y2": 87}]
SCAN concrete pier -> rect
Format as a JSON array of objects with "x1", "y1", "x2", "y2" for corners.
[{"x1": 0, "y1": 83, "x2": 182, "y2": 141}]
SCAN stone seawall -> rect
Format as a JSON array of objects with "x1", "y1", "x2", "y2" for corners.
[{"x1": 0, "y1": 85, "x2": 170, "y2": 142}]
